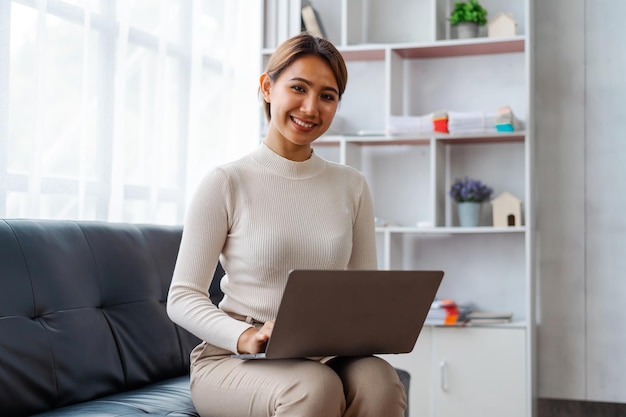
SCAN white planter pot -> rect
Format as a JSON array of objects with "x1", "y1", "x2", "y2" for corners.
[
  {"x1": 457, "y1": 202, "x2": 482, "y2": 227},
  {"x1": 456, "y1": 22, "x2": 479, "y2": 39}
]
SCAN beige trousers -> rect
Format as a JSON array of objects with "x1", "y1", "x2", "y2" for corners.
[{"x1": 189, "y1": 341, "x2": 407, "y2": 417}]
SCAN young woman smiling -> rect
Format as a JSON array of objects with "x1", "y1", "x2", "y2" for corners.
[{"x1": 167, "y1": 32, "x2": 407, "y2": 417}]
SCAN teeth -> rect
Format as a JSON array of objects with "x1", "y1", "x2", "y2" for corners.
[{"x1": 292, "y1": 117, "x2": 314, "y2": 128}]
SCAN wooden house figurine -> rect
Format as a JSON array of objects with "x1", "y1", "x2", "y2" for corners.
[
  {"x1": 491, "y1": 191, "x2": 522, "y2": 227},
  {"x1": 488, "y1": 12, "x2": 517, "y2": 38}
]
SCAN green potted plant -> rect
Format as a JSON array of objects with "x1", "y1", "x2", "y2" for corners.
[
  {"x1": 449, "y1": 0, "x2": 488, "y2": 39},
  {"x1": 449, "y1": 176, "x2": 493, "y2": 227}
]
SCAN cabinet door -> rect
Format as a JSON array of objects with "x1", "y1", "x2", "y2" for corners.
[
  {"x1": 432, "y1": 326, "x2": 527, "y2": 417},
  {"x1": 378, "y1": 327, "x2": 432, "y2": 417}
]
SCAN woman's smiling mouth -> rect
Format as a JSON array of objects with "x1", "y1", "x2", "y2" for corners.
[{"x1": 291, "y1": 116, "x2": 316, "y2": 129}]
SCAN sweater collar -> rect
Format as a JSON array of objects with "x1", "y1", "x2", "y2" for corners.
[{"x1": 252, "y1": 143, "x2": 326, "y2": 179}]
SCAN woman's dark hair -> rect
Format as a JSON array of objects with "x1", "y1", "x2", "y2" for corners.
[{"x1": 262, "y1": 32, "x2": 348, "y2": 121}]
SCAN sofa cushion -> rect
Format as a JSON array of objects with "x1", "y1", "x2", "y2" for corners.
[
  {"x1": 0, "y1": 220, "x2": 200, "y2": 417},
  {"x1": 30, "y1": 371, "x2": 409, "y2": 417},
  {"x1": 30, "y1": 376, "x2": 199, "y2": 417}
]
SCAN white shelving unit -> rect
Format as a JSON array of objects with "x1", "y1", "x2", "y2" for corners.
[{"x1": 262, "y1": 1, "x2": 534, "y2": 416}]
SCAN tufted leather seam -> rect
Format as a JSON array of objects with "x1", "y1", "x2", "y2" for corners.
[
  {"x1": 137, "y1": 225, "x2": 189, "y2": 373},
  {"x1": 77, "y1": 221, "x2": 130, "y2": 385},
  {"x1": 3, "y1": 219, "x2": 61, "y2": 405},
  {"x1": 136, "y1": 226, "x2": 165, "y2": 303},
  {"x1": 3, "y1": 220, "x2": 39, "y2": 317},
  {"x1": 28, "y1": 300, "x2": 156, "y2": 315}
]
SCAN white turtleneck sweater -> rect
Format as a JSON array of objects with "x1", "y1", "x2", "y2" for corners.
[{"x1": 167, "y1": 143, "x2": 377, "y2": 354}]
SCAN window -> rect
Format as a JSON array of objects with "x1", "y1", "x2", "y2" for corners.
[{"x1": 0, "y1": 0, "x2": 261, "y2": 224}]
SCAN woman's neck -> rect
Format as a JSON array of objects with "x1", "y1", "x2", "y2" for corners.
[{"x1": 262, "y1": 138, "x2": 313, "y2": 162}]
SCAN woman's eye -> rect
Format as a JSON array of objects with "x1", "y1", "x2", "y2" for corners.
[
  {"x1": 322, "y1": 94, "x2": 336, "y2": 102},
  {"x1": 292, "y1": 85, "x2": 305, "y2": 93}
]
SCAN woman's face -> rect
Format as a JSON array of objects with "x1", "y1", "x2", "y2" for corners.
[{"x1": 261, "y1": 55, "x2": 340, "y2": 158}]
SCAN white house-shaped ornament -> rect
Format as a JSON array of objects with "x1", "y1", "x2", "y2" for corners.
[
  {"x1": 488, "y1": 12, "x2": 517, "y2": 38},
  {"x1": 490, "y1": 191, "x2": 522, "y2": 227}
]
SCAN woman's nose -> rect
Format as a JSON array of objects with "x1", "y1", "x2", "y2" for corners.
[{"x1": 301, "y1": 95, "x2": 319, "y2": 115}]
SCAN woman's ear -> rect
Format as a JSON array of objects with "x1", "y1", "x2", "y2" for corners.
[{"x1": 259, "y1": 73, "x2": 271, "y2": 102}]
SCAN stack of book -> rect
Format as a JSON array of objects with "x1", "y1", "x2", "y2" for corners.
[
  {"x1": 432, "y1": 110, "x2": 449, "y2": 133},
  {"x1": 495, "y1": 105, "x2": 522, "y2": 132},
  {"x1": 447, "y1": 110, "x2": 499, "y2": 134},
  {"x1": 465, "y1": 311, "x2": 513, "y2": 325},
  {"x1": 425, "y1": 299, "x2": 473, "y2": 326},
  {"x1": 385, "y1": 107, "x2": 523, "y2": 137}
]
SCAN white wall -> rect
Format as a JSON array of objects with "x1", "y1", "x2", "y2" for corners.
[{"x1": 534, "y1": 0, "x2": 626, "y2": 403}]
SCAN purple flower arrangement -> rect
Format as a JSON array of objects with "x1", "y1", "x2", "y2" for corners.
[{"x1": 449, "y1": 176, "x2": 493, "y2": 203}]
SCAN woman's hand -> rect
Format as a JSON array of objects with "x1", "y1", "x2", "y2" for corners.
[{"x1": 236, "y1": 321, "x2": 275, "y2": 354}]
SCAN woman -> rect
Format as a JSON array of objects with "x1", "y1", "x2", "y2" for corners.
[{"x1": 167, "y1": 32, "x2": 407, "y2": 417}]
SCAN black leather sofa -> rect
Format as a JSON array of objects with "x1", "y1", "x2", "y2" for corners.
[{"x1": 0, "y1": 219, "x2": 410, "y2": 417}]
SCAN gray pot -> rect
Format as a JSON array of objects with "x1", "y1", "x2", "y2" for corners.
[
  {"x1": 456, "y1": 22, "x2": 479, "y2": 39},
  {"x1": 457, "y1": 202, "x2": 482, "y2": 227}
]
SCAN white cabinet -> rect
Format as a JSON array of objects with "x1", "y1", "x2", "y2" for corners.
[
  {"x1": 432, "y1": 326, "x2": 527, "y2": 417},
  {"x1": 382, "y1": 326, "x2": 527, "y2": 417},
  {"x1": 262, "y1": 0, "x2": 533, "y2": 416}
]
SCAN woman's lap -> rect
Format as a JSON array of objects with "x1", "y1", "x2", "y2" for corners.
[{"x1": 189, "y1": 342, "x2": 406, "y2": 417}]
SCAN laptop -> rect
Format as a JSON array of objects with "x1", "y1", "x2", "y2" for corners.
[{"x1": 232, "y1": 269, "x2": 443, "y2": 360}]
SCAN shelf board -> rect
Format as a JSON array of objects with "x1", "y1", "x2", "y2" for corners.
[
  {"x1": 436, "y1": 131, "x2": 525, "y2": 144},
  {"x1": 315, "y1": 131, "x2": 525, "y2": 146},
  {"x1": 336, "y1": 36, "x2": 525, "y2": 61},
  {"x1": 376, "y1": 226, "x2": 526, "y2": 234},
  {"x1": 427, "y1": 320, "x2": 527, "y2": 329},
  {"x1": 263, "y1": 45, "x2": 387, "y2": 61},
  {"x1": 393, "y1": 36, "x2": 525, "y2": 59},
  {"x1": 315, "y1": 136, "x2": 430, "y2": 146},
  {"x1": 353, "y1": 138, "x2": 430, "y2": 146},
  {"x1": 339, "y1": 46, "x2": 387, "y2": 61},
  {"x1": 344, "y1": 135, "x2": 431, "y2": 145}
]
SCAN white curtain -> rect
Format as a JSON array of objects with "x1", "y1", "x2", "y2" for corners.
[{"x1": 0, "y1": 0, "x2": 262, "y2": 224}]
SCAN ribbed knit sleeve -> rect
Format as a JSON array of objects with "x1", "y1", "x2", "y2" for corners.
[
  {"x1": 167, "y1": 168, "x2": 253, "y2": 353},
  {"x1": 348, "y1": 177, "x2": 378, "y2": 270}
]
